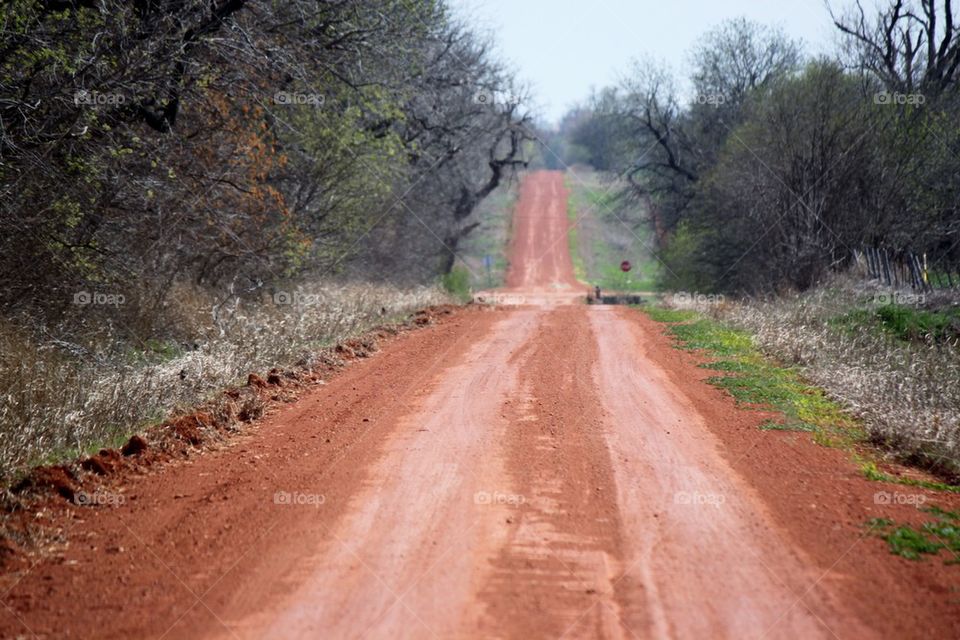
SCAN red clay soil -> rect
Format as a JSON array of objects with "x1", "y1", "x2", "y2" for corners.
[
  {"x1": 1, "y1": 170, "x2": 959, "y2": 639},
  {"x1": 0, "y1": 304, "x2": 500, "y2": 639}
]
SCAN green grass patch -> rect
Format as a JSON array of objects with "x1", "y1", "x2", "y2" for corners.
[
  {"x1": 566, "y1": 197, "x2": 587, "y2": 282},
  {"x1": 642, "y1": 307, "x2": 698, "y2": 323},
  {"x1": 831, "y1": 303, "x2": 960, "y2": 343},
  {"x1": 928, "y1": 270, "x2": 960, "y2": 290},
  {"x1": 868, "y1": 506, "x2": 960, "y2": 562},
  {"x1": 640, "y1": 306, "x2": 862, "y2": 446},
  {"x1": 564, "y1": 174, "x2": 660, "y2": 292},
  {"x1": 875, "y1": 304, "x2": 960, "y2": 341},
  {"x1": 440, "y1": 266, "x2": 471, "y2": 301},
  {"x1": 28, "y1": 428, "x2": 134, "y2": 472},
  {"x1": 597, "y1": 262, "x2": 658, "y2": 292},
  {"x1": 670, "y1": 320, "x2": 753, "y2": 356},
  {"x1": 860, "y1": 460, "x2": 960, "y2": 493}
]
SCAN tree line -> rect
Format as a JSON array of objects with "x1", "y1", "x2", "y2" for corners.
[
  {"x1": 1, "y1": 0, "x2": 529, "y2": 334},
  {"x1": 556, "y1": 1, "x2": 960, "y2": 294}
]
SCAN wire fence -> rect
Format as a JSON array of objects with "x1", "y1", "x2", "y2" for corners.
[{"x1": 853, "y1": 247, "x2": 960, "y2": 292}]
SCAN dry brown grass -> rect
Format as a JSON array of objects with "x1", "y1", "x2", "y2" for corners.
[
  {"x1": 0, "y1": 282, "x2": 451, "y2": 484},
  {"x1": 666, "y1": 275, "x2": 960, "y2": 479}
]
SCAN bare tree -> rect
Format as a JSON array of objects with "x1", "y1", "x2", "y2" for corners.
[{"x1": 830, "y1": 0, "x2": 960, "y2": 94}]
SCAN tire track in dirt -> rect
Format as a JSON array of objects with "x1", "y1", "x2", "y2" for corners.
[
  {"x1": 478, "y1": 306, "x2": 638, "y2": 639},
  {"x1": 590, "y1": 307, "x2": 871, "y2": 639},
  {"x1": 220, "y1": 309, "x2": 541, "y2": 639}
]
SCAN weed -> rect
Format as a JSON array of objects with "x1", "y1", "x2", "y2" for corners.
[
  {"x1": 868, "y1": 506, "x2": 960, "y2": 562},
  {"x1": 440, "y1": 266, "x2": 471, "y2": 301}
]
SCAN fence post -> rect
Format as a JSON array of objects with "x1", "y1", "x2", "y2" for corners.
[{"x1": 910, "y1": 253, "x2": 924, "y2": 291}]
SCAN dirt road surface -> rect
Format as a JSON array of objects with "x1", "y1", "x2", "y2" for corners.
[{"x1": 3, "y1": 170, "x2": 958, "y2": 639}]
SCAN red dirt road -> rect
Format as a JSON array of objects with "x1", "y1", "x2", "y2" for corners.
[
  {"x1": 483, "y1": 171, "x2": 587, "y2": 306},
  {"x1": 3, "y1": 170, "x2": 959, "y2": 639},
  {"x1": 504, "y1": 172, "x2": 580, "y2": 293}
]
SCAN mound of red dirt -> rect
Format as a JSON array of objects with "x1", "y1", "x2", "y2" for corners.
[{"x1": 12, "y1": 465, "x2": 79, "y2": 501}]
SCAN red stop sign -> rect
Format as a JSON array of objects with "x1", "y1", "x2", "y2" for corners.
[{"x1": 620, "y1": 260, "x2": 632, "y2": 272}]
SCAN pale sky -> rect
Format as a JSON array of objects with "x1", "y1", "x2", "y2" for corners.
[{"x1": 449, "y1": 0, "x2": 841, "y2": 125}]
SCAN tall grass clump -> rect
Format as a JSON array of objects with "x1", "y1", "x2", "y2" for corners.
[{"x1": 0, "y1": 282, "x2": 450, "y2": 484}]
